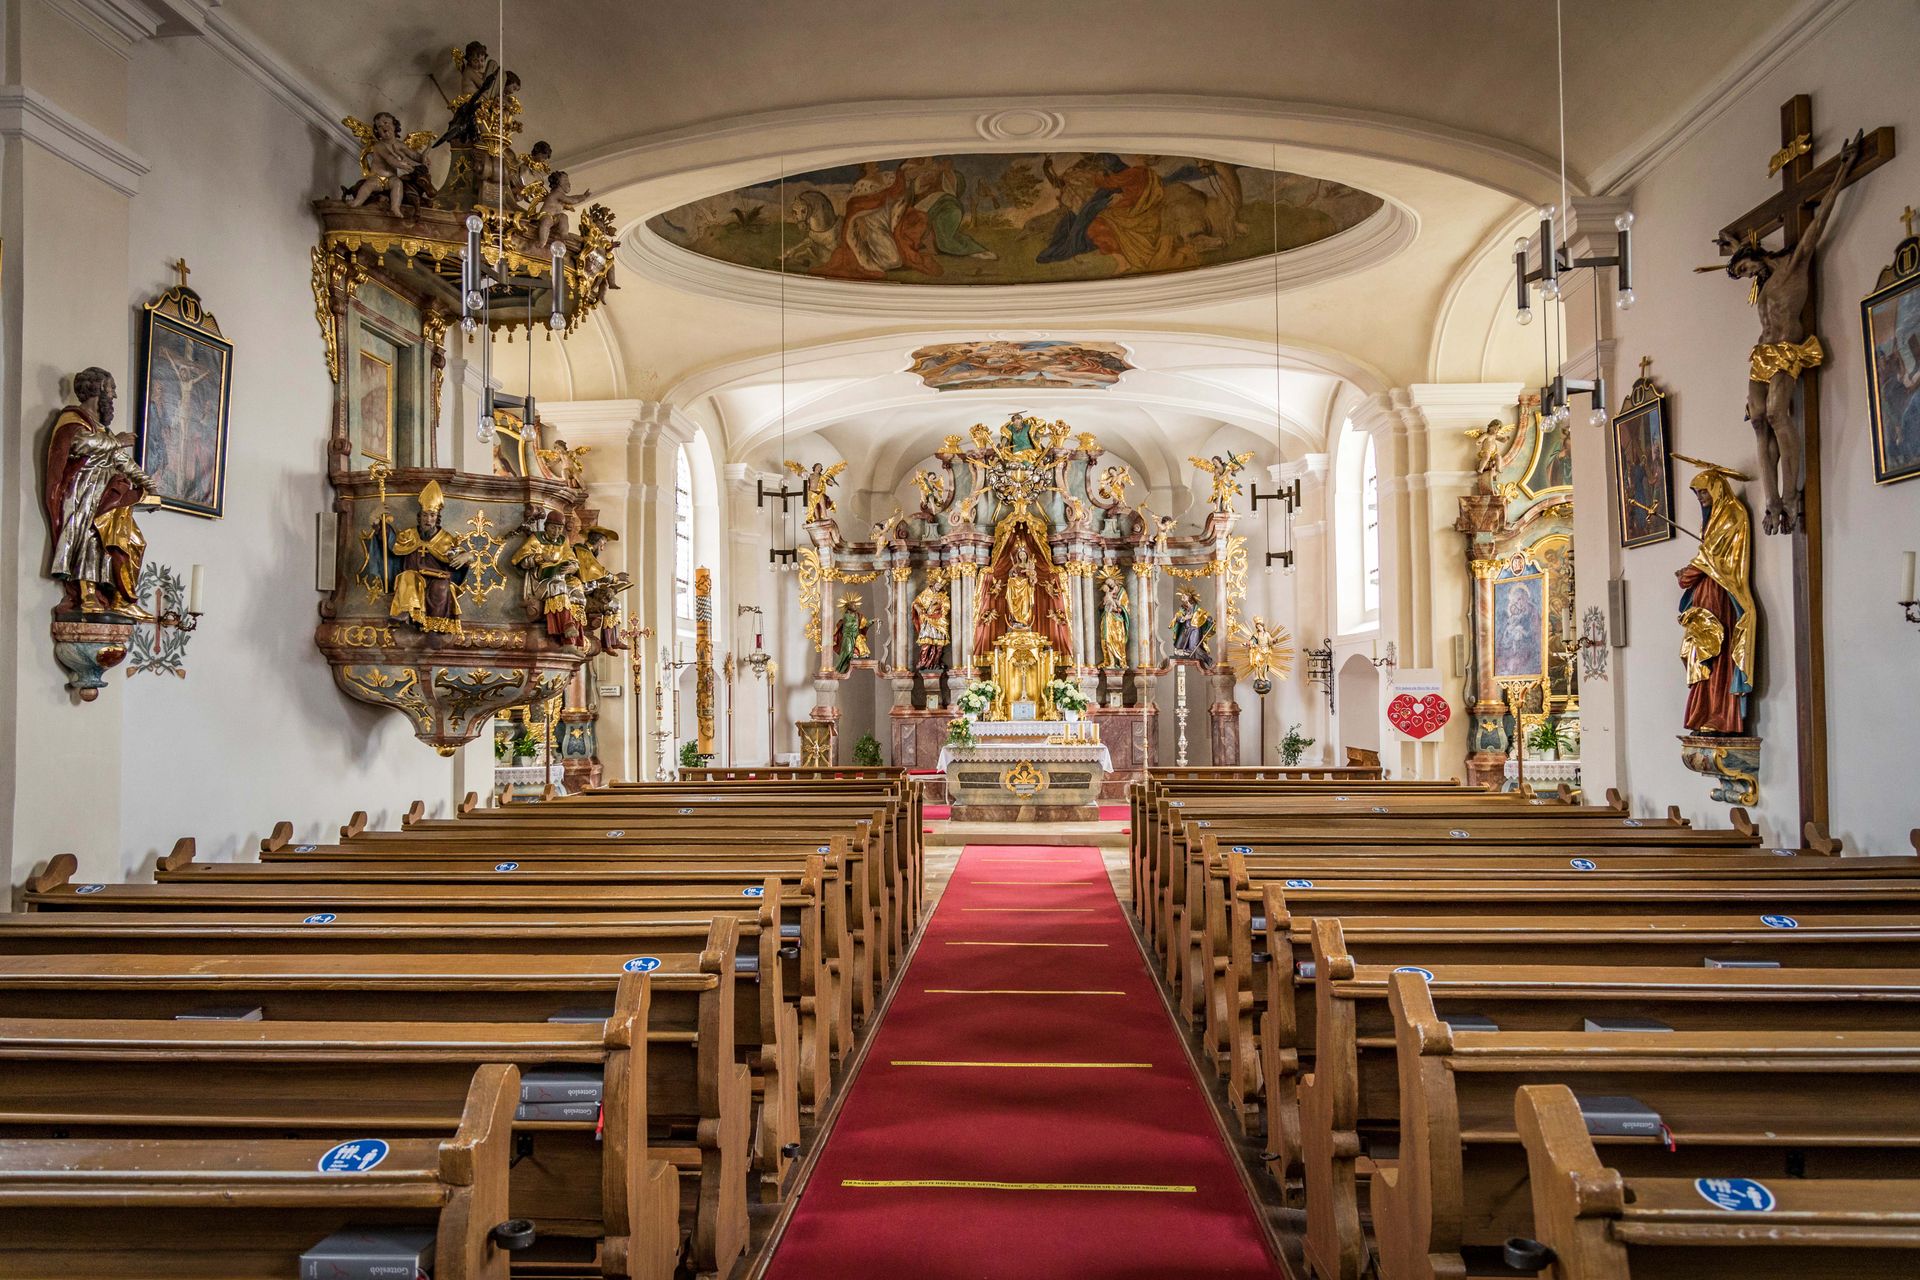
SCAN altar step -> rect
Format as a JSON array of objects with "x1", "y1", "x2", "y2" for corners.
[{"x1": 925, "y1": 819, "x2": 1129, "y2": 848}]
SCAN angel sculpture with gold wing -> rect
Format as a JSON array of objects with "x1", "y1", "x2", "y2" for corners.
[
  {"x1": 784, "y1": 459, "x2": 848, "y2": 523},
  {"x1": 1464, "y1": 418, "x2": 1519, "y2": 493},
  {"x1": 343, "y1": 112, "x2": 439, "y2": 217},
  {"x1": 1189, "y1": 450, "x2": 1255, "y2": 513},
  {"x1": 536, "y1": 439, "x2": 589, "y2": 488},
  {"x1": 1092, "y1": 463, "x2": 1135, "y2": 509},
  {"x1": 911, "y1": 467, "x2": 953, "y2": 517}
]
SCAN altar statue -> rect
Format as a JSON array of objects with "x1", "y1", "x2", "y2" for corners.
[
  {"x1": 1673, "y1": 456, "x2": 1757, "y2": 734},
  {"x1": 784, "y1": 459, "x2": 847, "y2": 523},
  {"x1": 1170, "y1": 585, "x2": 1214, "y2": 667},
  {"x1": 911, "y1": 575, "x2": 951, "y2": 671},
  {"x1": 832, "y1": 593, "x2": 872, "y2": 673},
  {"x1": 1189, "y1": 450, "x2": 1254, "y2": 513},
  {"x1": 574, "y1": 524, "x2": 632, "y2": 651},
  {"x1": 45, "y1": 367, "x2": 156, "y2": 618},
  {"x1": 971, "y1": 511, "x2": 1073, "y2": 660},
  {"x1": 343, "y1": 112, "x2": 437, "y2": 217},
  {"x1": 1098, "y1": 571, "x2": 1131, "y2": 668}
]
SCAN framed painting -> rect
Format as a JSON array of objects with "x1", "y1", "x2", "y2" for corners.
[
  {"x1": 1518, "y1": 414, "x2": 1574, "y2": 499},
  {"x1": 135, "y1": 266, "x2": 232, "y2": 519},
  {"x1": 1862, "y1": 234, "x2": 1920, "y2": 485},
  {"x1": 1610, "y1": 377, "x2": 1673, "y2": 548},
  {"x1": 1491, "y1": 569, "x2": 1547, "y2": 681},
  {"x1": 353, "y1": 342, "x2": 396, "y2": 464}
]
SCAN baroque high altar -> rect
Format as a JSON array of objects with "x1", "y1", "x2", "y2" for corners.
[{"x1": 793, "y1": 411, "x2": 1252, "y2": 798}]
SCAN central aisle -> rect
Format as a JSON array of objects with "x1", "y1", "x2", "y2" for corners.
[{"x1": 764, "y1": 843, "x2": 1281, "y2": 1280}]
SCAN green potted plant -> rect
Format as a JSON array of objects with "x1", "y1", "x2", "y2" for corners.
[
  {"x1": 511, "y1": 728, "x2": 539, "y2": 766},
  {"x1": 852, "y1": 733, "x2": 883, "y2": 767},
  {"x1": 1278, "y1": 723, "x2": 1315, "y2": 766},
  {"x1": 1526, "y1": 717, "x2": 1573, "y2": 761},
  {"x1": 493, "y1": 732, "x2": 509, "y2": 763},
  {"x1": 679, "y1": 739, "x2": 713, "y2": 771}
]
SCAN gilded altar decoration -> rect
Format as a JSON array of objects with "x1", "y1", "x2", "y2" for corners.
[
  {"x1": 986, "y1": 629, "x2": 1059, "y2": 720},
  {"x1": 1169, "y1": 586, "x2": 1214, "y2": 666},
  {"x1": 695, "y1": 567, "x2": 716, "y2": 755},
  {"x1": 785, "y1": 459, "x2": 847, "y2": 523},
  {"x1": 1673, "y1": 455, "x2": 1758, "y2": 736},
  {"x1": 1189, "y1": 450, "x2": 1254, "y2": 513},
  {"x1": 1000, "y1": 759, "x2": 1049, "y2": 797}
]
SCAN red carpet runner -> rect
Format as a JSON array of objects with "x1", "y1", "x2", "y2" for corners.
[{"x1": 764, "y1": 844, "x2": 1280, "y2": 1280}]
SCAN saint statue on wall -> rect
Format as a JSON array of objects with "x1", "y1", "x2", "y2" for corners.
[
  {"x1": 911, "y1": 576, "x2": 951, "y2": 671},
  {"x1": 1169, "y1": 586, "x2": 1213, "y2": 667},
  {"x1": 1673, "y1": 456, "x2": 1758, "y2": 735},
  {"x1": 833, "y1": 594, "x2": 872, "y2": 674},
  {"x1": 45, "y1": 367, "x2": 156, "y2": 619},
  {"x1": 1099, "y1": 572, "x2": 1131, "y2": 668}
]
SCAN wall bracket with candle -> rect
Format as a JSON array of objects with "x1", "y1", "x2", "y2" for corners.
[
  {"x1": 126, "y1": 562, "x2": 205, "y2": 678},
  {"x1": 1900, "y1": 550, "x2": 1918, "y2": 629}
]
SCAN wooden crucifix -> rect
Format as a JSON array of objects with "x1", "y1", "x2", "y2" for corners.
[{"x1": 1710, "y1": 95, "x2": 1894, "y2": 833}]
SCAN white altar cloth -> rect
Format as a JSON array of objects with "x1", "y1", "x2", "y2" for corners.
[{"x1": 937, "y1": 740, "x2": 1113, "y2": 772}]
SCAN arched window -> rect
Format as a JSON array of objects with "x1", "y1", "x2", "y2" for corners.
[
  {"x1": 674, "y1": 446, "x2": 694, "y2": 622},
  {"x1": 1360, "y1": 434, "x2": 1380, "y2": 616},
  {"x1": 1336, "y1": 420, "x2": 1382, "y2": 632}
]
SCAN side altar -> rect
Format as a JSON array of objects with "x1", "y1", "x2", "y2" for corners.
[{"x1": 941, "y1": 720, "x2": 1110, "y2": 821}]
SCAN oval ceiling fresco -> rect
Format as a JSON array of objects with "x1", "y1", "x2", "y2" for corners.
[{"x1": 645, "y1": 153, "x2": 1385, "y2": 287}]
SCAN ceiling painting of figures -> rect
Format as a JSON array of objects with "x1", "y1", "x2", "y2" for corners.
[
  {"x1": 645, "y1": 153, "x2": 1385, "y2": 286},
  {"x1": 907, "y1": 340, "x2": 1134, "y2": 391}
]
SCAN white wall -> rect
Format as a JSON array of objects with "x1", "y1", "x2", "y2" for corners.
[
  {"x1": 1597, "y1": 0, "x2": 1920, "y2": 852},
  {"x1": 110, "y1": 34, "x2": 457, "y2": 874}
]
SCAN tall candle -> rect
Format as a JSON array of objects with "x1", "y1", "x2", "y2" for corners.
[
  {"x1": 1903, "y1": 550, "x2": 1917, "y2": 603},
  {"x1": 188, "y1": 564, "x2": 205, "y2": 613}
]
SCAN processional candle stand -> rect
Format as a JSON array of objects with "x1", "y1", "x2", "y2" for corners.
[{"x1": 1498, "y1": 677, "x2": 1541, "y2": 795}]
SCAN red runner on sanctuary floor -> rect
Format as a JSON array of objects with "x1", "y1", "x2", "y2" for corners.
[{"x1": 763, "y1": 844, "x2": 1280, "y2": 1280}]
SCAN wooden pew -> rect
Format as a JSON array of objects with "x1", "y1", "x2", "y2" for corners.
[
  {"x1": 157, "y1": 840, "x2": 882, "y2": 1029},
  {"x1": 1297, "y1": 923, "x2": 1920, "y2": 1280},
  {"x1": 1373, "y1": 970, "x2": 1920, "y2": 1280},
  {"x1": 0, "y1": 936, "x2": 751, "y2": 1278},
  {"x1": 0, "y1": 905, "x2": 804, "y2": 1184},
  {"x1": 0, "y1": 1062, "x2": 527, "y2": 1280},
  {"x1": 22, "y1": 853, "x2": 857, "y2": 1071},
  {"x1": 0, "y1": 897, "x2": 830, "y2": 1118},
  {"x1": 1516, "y1": 1083, "x2": 1920, "y2": 1279},
  {"x1": 0, "y1": 983, "x2": 683, "y2": 1279}
]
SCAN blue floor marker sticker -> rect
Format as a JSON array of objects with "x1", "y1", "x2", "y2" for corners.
[
  {"x1": 1695, "y1": 1177, "x2": 1775, "y2": 1212},
  {"x1": 317, "y1": 1138, "x2": 389, "y2": 1173},
  {"x1": 495, "y1": 861, "x2": 519, "y2": 872},
  {"x1": 1761, "y1": 914, "x2": 1799, "y2": 929},
  {"x1": 623, "y1": 956, "x2": 662, "y2": 973},
  {"x1": 1393, "y1": 966, "x2": 1435, "y2": 981}
]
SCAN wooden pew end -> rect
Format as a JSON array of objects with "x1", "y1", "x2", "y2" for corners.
[
  {"x1": 157, "y1": 836, "x2": 197, "y2": 871},
  {"x1": 403, "y1": 799, "x2": 426, "y2": 827},
  {"x1": 23, "y1": 852, "x2": 78, "y2": 895},
  {"x1": 1803, "y1": 820, "x2": 1843, "y2": 856},
  {"x1": 260, "y1": 820, "x2": 293, "y2": 853},
  {"x1": 1666, "y1": 804, "x2": 1689, "y2": 826},
  {"x1": 340, "y1": 810, "x2": 368, "y2": 840},
  {"x1": 1604, "y1": 787, "x2": 1627, "y2": 812},
  {"x1": 459, "y1": 790, "x2": 479, "y2": 814},
  {"x1": 1730, "y1": 807, "x2": 1758, "y2": 838}
]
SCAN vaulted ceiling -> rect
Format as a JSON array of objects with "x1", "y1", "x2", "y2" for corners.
[{"x1": 225, "y1": 0, "x2": 1813, "y2": 474}]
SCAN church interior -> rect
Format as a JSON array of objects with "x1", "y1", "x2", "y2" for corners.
[{"x1": 5, "y1": 0, "x2": 1920, "y2": 1275}]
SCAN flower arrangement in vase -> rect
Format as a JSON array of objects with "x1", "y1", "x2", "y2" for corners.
[{"x1": 1048, "y1": 677, "x2": 1090, "y2": 718}]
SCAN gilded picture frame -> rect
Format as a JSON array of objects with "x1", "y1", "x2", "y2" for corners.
[
  {"x1": 1490, "y1": 568, "x2": 1548, "y2": 681},
  {"x1": 1610, "y1": 376, "x2": 1673, "y2": 549},
  {"x1": 354, "y1": 348, "x2": 395, "y2": 464},
  {"x1": 1861, "y1": 233, "x2": 1920, "y2": 485},
  {"x1": 135, "y1": 268, "x2": 233, "y2": 519}
]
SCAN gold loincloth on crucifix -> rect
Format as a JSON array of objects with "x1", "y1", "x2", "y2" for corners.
[
  {"x1": 1749, "y1": 335, "x2": 1824, "y2": 384},
  {"x1": 987, "y1": 628, "x2": 1058, "y2": 720}
]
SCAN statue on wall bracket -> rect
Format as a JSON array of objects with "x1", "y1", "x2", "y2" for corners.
[
  {"x1": 832, "y1": 593, "x2": 872, "y2": 674},
  {"x1": 1098, "y1": 567, "x2": 1131, "y2": 668},
  {"x1": 1672, "y1": 454, "x2": 1763, "y2": 806},
  {"x1": 44, "y1": 367, "x2": 160, "y2": 700},
  {"x1": 911, "y1": 570, "x2": 951, "y2": 671}
]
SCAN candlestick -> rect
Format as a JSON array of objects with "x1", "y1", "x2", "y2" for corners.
[
  {"x1": 188, "y1": 564, "x2": 205, "y2": 614},
  {"x1": 1903, "y1": 550, "x2": 1916, "y2": 604}
]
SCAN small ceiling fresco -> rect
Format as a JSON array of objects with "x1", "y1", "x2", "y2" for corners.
[
  {"x1": 646, "y1": 153, "x2": 1384, "y2": 286},
  {"x1": 907, "y1": 340, "x2": 1133, "y2": 391}
]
